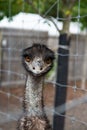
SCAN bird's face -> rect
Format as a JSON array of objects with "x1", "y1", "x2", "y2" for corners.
[{"x1": 22, "y1": 44, "x2": 55, "y2": 77}]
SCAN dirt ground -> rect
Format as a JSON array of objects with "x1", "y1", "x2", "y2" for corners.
[{"x1": 0, "y1": 81, "x2": 87, "y2": 130}]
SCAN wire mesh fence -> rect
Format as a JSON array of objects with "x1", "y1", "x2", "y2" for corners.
[{"x1": 0, "y1": 0, "x2": 87, "y2": 130}]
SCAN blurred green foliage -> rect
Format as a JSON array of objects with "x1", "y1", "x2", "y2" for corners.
[{"x1": 0, "y1": 0, "x2": 87, "y2": 29}]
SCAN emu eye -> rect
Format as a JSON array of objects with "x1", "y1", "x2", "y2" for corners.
[
  {"x1": 45, "y1": 58, "x2": 52, "y2": 64},
  {"x1": 25, "y1": 56, "x2": 31, "y2": 62}
]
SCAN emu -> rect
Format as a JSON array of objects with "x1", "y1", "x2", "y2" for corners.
[{"x1": 18, "y1": 44, "x2": 55, "y2": 130}]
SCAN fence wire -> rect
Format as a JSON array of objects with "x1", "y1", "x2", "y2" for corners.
[{"x1": 0, "y1": 0, "x2": 87, "y2": 130}]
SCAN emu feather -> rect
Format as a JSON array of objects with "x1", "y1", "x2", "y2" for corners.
[{"x1": 18, "y1": 44, "x2": 55, "y2": 130}]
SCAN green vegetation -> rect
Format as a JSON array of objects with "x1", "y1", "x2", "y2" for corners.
[{"x1": 0, "y1": 0, "x2": 87, "y2": 30}]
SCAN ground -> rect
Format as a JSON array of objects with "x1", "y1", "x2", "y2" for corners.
[{"x1": 0, "y1": 81, "x2": 87, "y2": 130}]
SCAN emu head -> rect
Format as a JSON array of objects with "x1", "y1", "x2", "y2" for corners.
[{"x1": 22, "y1": 44, "x2": 55, "y2": 77}]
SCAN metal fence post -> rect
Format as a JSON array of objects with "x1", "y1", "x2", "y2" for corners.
[{"x1": 53, "y1": 33, "x2": 70, "y2": 130}]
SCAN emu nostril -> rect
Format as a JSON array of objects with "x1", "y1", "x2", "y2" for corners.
[
  {"x1": 33, "y1": 67, "x2": 35, "y2": 70},
  {"x1": 40, "y1": 67, "x2": 43, "y2": 70}
]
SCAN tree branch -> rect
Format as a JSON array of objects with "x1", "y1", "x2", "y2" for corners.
[
  {"x1": 69, "y1": 0, "x2": 76, "y2": 9},
  {"x1": 62, "y1": 0, "x2": 76, "y2": 10},
  {"x1": 48, "y1": 17, "x2": 61, "y2": 33},
  {"x1": 24, "y1": 1, "x2": 61, "y2": 33}
]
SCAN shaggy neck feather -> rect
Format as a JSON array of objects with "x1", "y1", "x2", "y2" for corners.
[{"x1": 25, "y1": 74, "x2": 44, "y2": 117}]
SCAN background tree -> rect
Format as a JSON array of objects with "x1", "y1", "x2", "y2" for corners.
[
  {"x1": 24, "y1": 0, "x2": 87, "y2": 33},
  {"x1": 0, "y1": 0, "x2": 87, "y2": 129},
  {"x1": 0, "y1": 0, "x2": 33, "y2": 20},
  {"x1": 0, "y1": 0, "x2": 87, "y2": 32}
]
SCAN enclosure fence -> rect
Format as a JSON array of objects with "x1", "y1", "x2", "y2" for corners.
[{"x1": 0, "y1": 0, "x2": 87, "y2": 130}]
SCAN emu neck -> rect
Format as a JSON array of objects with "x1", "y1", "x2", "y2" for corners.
[{"x1": 25, "y1": 74, "x2": 44, "y2": 117}]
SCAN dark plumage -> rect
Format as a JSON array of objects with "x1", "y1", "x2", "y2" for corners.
[
  {"x1": 22, "y1": 44, "x2": 55, "y2": 76},
  {"x1": 18, "y1": 44, "x2": 55, "y2": 130},
  {"x1": 18, "y1": 116, "x2": 52, "y2": 130}
]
